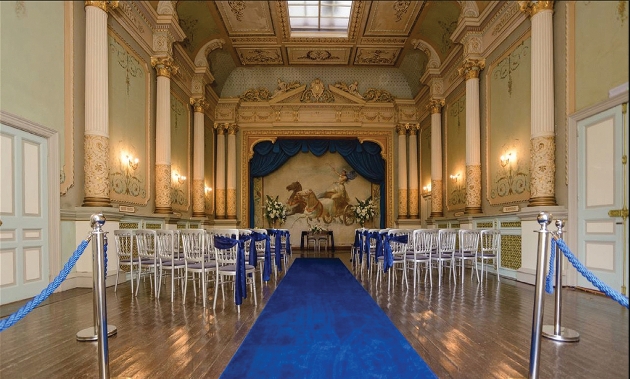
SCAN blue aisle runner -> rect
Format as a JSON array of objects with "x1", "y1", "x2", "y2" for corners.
[{"x1": 220, "y1": 258, "x2": 437, "y2": 379}]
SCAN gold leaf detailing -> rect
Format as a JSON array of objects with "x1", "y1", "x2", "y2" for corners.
[
  {"x1": 228, "y1": 1, "x2": 246, "y2": 21},
  {"x1": 363, "y1": 88, "x2": 395, "y2": 103},
  {"x1": 239, "y1": 88, "x2": 272, "y2": 102},
  {"x1": 300, "y1": 78, "x2": 334, "y2": 103},
  {"x1": 393, "y1": 1, "x2": 411, "y2": 22}
]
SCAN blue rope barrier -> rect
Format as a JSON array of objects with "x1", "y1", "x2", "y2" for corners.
[
  {"x1": 545, "y1": 237, "x2": 629, "y2": 309},
  {"x1": 0, "y1": 238, "x2": 91, "y2": 332}
]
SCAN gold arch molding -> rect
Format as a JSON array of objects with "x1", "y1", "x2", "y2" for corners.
[{"x1": 240, "y1": 129, "x2": 394, "y2": 227}]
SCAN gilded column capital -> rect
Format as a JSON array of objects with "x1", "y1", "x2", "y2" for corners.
[
  {"x1": 427, "y1": 98, "x2": 445, "y2": 114},
  {"x1": 458, "y1": 59, "x2": 486, "y2": 80},
  {"x1": 151, "y1": 56, "x2": 179, "y2": 78},
  {"x1": 85, "y1": 1, "x2": 118, "y2": 13},
  {"x1": 518, "y1": 1, "x2": 554, "y2": 17},
  {"x1": 190, "y1": 97, "x2": 209, "y2": 113},
  {"x1": 214, "y1": 123, "x2": 228, "y2": 134},
  {"x1": 396, "y1": 124, "x2": 408, "y2": 135},
  {"x1": 227, "y1": 124, "x2": 239, "y2": 135},
  {"x1": 408, "y1": 124, "x2": 419, "y2": 136}
]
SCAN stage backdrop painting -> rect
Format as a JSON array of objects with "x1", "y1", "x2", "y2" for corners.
[{"x1": 259, "y1": 151, "x2": 376, "y2": 247}]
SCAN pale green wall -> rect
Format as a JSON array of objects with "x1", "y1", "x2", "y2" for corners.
[
  {"x1": 0, "y1": 1, "x2": 65, "y2": 161},
  {"x1": 445, "y1": 92, "x2": 466, "y2": 212},
  {"x1": 575, "y1": 1, "x2": 629, "y2": 111}
]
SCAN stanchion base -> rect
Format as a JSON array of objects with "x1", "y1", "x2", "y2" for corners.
[
  {"x1": 76, "y1": 324, "x2": 118, "y2": 341},
  {"x1": 542, "y1": 325, "x2": 580, "y2": 342}
]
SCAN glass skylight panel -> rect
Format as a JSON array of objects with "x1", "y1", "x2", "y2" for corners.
[{"x1": 287, "y1": 1, "x2": 352, "y2": 37}]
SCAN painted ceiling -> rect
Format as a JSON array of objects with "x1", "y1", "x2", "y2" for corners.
[{"x1": 149, "y1": 1, "x2": 490, "y2": 99}]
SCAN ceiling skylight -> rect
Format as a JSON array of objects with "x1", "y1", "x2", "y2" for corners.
[{"x1": 287, "y1": 1, "x2": 352, "y2": 38}]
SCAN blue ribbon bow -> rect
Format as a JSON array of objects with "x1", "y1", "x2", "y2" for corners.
[{"x1": 214, "y1": 235, "x2": 247, "y2": 305}]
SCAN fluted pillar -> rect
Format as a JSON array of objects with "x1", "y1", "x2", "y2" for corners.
[
  {"x1": 151, "y1": 56, "x2": 178, "y2": 214},
  {"x1": 190, "y1": 98, "x2": 208, "y2": 217},
  {"x1": 82, "y1": 1, "x2": 117, "y2": 207},
  {"x1": 521, "y1": 0, "x2": 557, "y2": 206},
  {"x1": 408, "y1": 124, "x2": 420, "y2": 219},
  {"x1": 428, "y1": 99, "x2": 445, "y2": 218},
  {"x1": 226, "y1": 124, "x2": 238, "y2": 219},
  {"x1": 396, "y1": 124, "x2": 408, "y2": 219},
  {"x1": 214, "y1": 123, "x2": 227, "y2": 219},
  {"x1": 459, "y1": 59, "x2": 485, "y2": 214}
]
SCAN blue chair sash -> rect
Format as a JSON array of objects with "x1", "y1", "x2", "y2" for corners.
[
  {"x1": 250, "y1": 231, "x2": 272, "y2": 281},
  {"x1": 383, "y1": 234, "x2": 408, "y2": 272},
  {"x1": 214, "y1": 235, "x2": 247, "y2": 306}
]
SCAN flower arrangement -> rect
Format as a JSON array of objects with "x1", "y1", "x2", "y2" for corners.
[
  {"x1": 264, "y1": 195, "x2": 287, "y2": 226},
  {"x1": 354, "y1": 196, "x2": 376, "y2": 227},
  {"x1": 310, "y1": 224, "x2": 326, "y2": 234}
]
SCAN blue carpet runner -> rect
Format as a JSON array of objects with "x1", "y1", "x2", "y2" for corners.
[{"x1": 220, "y1": 258, "x2": 437, "y2": 379}]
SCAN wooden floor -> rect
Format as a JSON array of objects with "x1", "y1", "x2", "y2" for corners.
[{"x1": 1, "y1": 250, "x2": 628, "y2": 379}]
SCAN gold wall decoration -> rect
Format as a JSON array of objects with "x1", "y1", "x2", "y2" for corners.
[
  {"x1": 239, "y1": 88, "x2": 272, "y2": 102},
  {"x1": 363, "y1": 88, "x2": 395, "y2": 103},
  {"x1": 500, "y1": 234, "x2": 522, "y2": 270},
  {"x1": 300, "y1": 78, "x2": 334, "y2": 103}
]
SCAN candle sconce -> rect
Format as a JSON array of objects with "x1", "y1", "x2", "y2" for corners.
[
  {"x1": 205, "y1": 185, "x2": 213, "y2": 214},
  {"x1": 493, "y1": 151, "x2": 528, "y2": 199},
  {"x1": 421, "y1": 183, "x2": 432, "y2": 197},
  {"x1": 111, "y1": 152, "x2": 144, "y2": 197},
  {"x1": 171, "y1": 171, "x2": 187, "y2": 205},
  {"x1": 448, "y1": 173, "x2": 466, "y2": 206}
]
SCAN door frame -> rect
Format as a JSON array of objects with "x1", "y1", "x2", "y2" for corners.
[
  {"x1": 0, "y1": 110, "x2": 61, "y2": 284},
  {"x1": 568, "y1": 92, "x2": 628, "y2": 288}
]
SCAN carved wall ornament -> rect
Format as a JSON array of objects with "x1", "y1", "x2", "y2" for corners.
[
  {"x1": 297, "y1": 50, "x2": 340, "y2": 61},
  {"x1": 355, "y1": 48, "x2": 400, "y2": 65},
  {"x1": 239, "y1": 88, "x2": 272, "y2": 102},
  {"x1": 270, "y1": 78, "x2": 302, "y2": 98},
  {"x1": 492, "y1": 41, "x2": 528, "y2": 95},
  {"x1": 228, "y1": 1, "x2": 246, "y2": 21},
  {"x1": 492, "y1": 2, "x2": 520, "y2": 36},
  {"x1": 363, "y1": 88, "x2": 395, "y2": 103},
  {"x1": 393, "y1": 1, "x2": 411, "y2": 22},
  {"x1": 411, "y1": 39, "x2": 441, "y2": 69},
  {"x1": 300, "y1": 79, "x2": 334, "y2": 103},
  {"x1": 333, "y1": 81, "x2": 363, "y2": 98},
  {"x1": 238, "y1": 48, "x2": 283, "y2": 65}
]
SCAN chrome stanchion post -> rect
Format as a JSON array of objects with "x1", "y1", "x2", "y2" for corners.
[
  {"x1": 542, "y1": 219, "x2": 580, "y2": 342},
  {"x1": 529, "y1": 212, "x2": 552, "y2": 379},
  {"x1": 77, "y1": 215, "x2": 117, "y2": 379}
]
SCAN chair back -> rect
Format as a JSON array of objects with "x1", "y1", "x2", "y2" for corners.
[
  {"x1": 181, "y1": 229, "x2": 207, "y2": 263},
  {"x1": 155, "y1": 229, "x2": 177, "y2": 261},
  {"x1": 387, "y1": 229, "x2": 412, "y2": 257},
  {"x1": 459, "y1": 229, "x2": 480, "y2": 254},
  {"x1": 412, "y1": 229, "x2": 434, "y2": 257},
  {"x1": 480, "y1": 229, "x2": 501, "y2": 255},
  {"x1": 113, "y1": 229, "x2": 136, "y2": 261},
  {"x1": 214, "y1": 235, "x2": 239, "y2": 266},
  {"x1": 135, "y1": 229, "x2": 157, "y2": 260},
  {"x1": 436, "y1": 229, "x2": 458, "y2": 257}
]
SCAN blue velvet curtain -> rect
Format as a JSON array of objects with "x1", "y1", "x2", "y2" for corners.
[{"x1": 249, "y1": 139, "x2": 386, "y2": 227}]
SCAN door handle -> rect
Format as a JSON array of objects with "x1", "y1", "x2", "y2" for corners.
[{"x1": 608, "y1": 208, "x2": 629, "y2": 219}]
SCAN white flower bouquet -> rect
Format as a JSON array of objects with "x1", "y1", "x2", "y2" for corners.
[
  {"x1": 264, "y1": 195, "x2": 287, "y2": 226},
  {"x1": 354, "y1": 196, "x2": 376, "y2": 227}
]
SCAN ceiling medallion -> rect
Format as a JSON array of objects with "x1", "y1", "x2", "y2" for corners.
[
  {"x1": 300, "y1": 79, "x2": 334, "y2": 103},
  {"x1": 228, "y1": 1, "x2": 246, "y2": 21},
  {"x1": 297, "y1": 50, "x2": 340, "y2": 62}
]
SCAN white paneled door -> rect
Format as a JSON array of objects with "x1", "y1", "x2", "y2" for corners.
[
  {"x1": 0, "y1": 123, "x2": 49, "y2": 305},
  {"x1": 577, "y1": 103, "x2": 629, "y2": 294}
]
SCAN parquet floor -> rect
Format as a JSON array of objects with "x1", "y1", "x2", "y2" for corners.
[{"x1": 0, "y1": 250, "x2": 628, "y2": 378}]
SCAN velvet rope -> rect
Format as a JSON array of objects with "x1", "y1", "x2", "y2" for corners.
[{"x1": 214, "y1": 235, "x2": 247, "y2": 306}]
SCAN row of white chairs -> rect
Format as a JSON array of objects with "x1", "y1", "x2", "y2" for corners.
[
  {"x1": 352, "y1": 228, "x2": 501, "y2": 289},
  {"x1": 111, "y1": 228, "x2": 291, "y2": 311}
]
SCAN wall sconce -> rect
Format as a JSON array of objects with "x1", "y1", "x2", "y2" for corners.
[
  {"x1": 500, "y1": 152, "x2": 514, "y2": 168},
  {"x1": 422, "y1": 183, "x2": 431, "y2": 197},
  {"x1": 205, "y1": 186, "x2": 212, "y2": 195},
  {"x1": 449, "y1": 173, "x2": 461, "y2": 183},
  {"x1": 172, "y1": 172, "x2": 186, "y2": 184},
  {"x1": 122, "y1": 153, "x2": 139, "y2": 170}
]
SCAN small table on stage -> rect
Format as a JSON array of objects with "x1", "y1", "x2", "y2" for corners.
[{"x1": 300, "y1": 231, "x2": 335, "y2": 253}]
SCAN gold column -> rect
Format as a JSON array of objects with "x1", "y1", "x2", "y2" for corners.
[
  {"x1": 191, "y1": 98, "x2": 208, "y2": 218},
  {"x1": 458, "y1": 58, "x2": 485, "y2": 214},
  {"x1": 428, "y1": 98, "x2": 445, "y2": 218},
  {"x1": 82, "y1": 1, "x2": 118, "y2": 207},
  {"x1": 396, "y1": 124, "x2": 409, "y2": 219},
  {"x1": 520, "y1": 1, "x2": 557, "y2": 207},
  {"x1": 408, "y1": 124, "x2": 420, "y2": 219},
  {"x1": 214, "y1": 123, "x2": 227, "y2": 219},
  {"x1": 226, "y1": 124, "x2": 239, "y2": 220},
  {"x1": 151, "y1": 56, "x2": 178, "y2": 214}
]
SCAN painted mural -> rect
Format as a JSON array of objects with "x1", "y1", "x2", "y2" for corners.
[{"x1": 260, "y1": 151, "x2": 377, "y2": 247}]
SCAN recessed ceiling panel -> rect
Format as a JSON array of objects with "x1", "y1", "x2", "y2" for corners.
[
  {"x1": 287, "y1": 47, "x2": 351, "y2": 65},
  {"x1": 216, "y1": 1, "x2": 275, "y2": 35},
  {"x1": 236, "y1": 47, "x2": 284, "y2": 65},
  {"x1": 354, "y1": 47, "x2": 401, "y2": 65},
  {"x1": 364, "y1": 1, "x2": 424, "y2": 37}
]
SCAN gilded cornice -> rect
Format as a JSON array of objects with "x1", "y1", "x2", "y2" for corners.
[
  {"x1": 427, "y1": 98, "x2": 445, "y2": 114},
  {"x1": 458, "y1": 59, "x2": 486, "y2": 80},
  {"x1": 85, "y1": 1, "x2": 118, "y2": 13},
  {"x1": 151, "y1": 56, "x2": 178, "y2": 78},
  {"x1": 519, "y1": 1, "x2": 554, "y2": 17}
]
